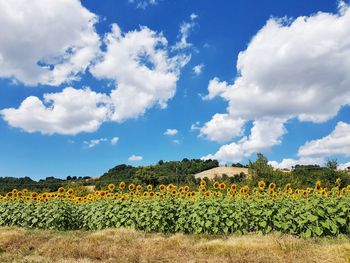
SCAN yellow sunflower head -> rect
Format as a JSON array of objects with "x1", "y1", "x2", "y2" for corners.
[
  {"x1": 58, "y1": 187, "x2": 65, "y2": 193},
  {"x1": 159, "y1": 184, "x2": 166, "y2": 192},
  {"x1": 108, "y1": 184, "x2": 116, "y2": 191},
  {"x1": 269, "y1": 182, "x2": 276, "y2": 190},
  {"x1": 213, "y1": 181, "x2": 220, "y2": 189},
  {"x1": 119, "y1": 182, "x2": 126, "y2": 190},
  {"x1": 219, "y1": 183, "x2": 226, "y2": 190},
  {"x1": 146, "y1": 184, "x2": 153, "y2": 191},
  {"x1": 336, "y1": 178, "x2": 341, "y2": 187},
  {"x1": 183, "y1": 186, "x2": 190, "y2": 192},
  {"x1": 258, "y1": 181, "x2": 266, "y2": 190},
  {"x1": 128, "y1": 184, "x2": 135, "y2": 191},
  {"x1": 136, "y1": 185, "x2": 143, "y2": 191}
]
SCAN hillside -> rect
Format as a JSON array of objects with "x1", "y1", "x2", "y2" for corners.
[{"x1": 194, "y1": 166, "x2": 249, "y2": 180}]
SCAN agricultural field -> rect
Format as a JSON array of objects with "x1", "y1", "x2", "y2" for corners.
[
  {"x1": 1, "y1": 227, "x2": 350, "y2": 263},
  {"x1": 1, "y1": 179, "x2": 350, "y2": 238}
]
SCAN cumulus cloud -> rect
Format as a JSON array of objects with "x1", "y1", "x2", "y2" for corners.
[
  {"x1": 201, "y1": 4, "x2": 350, "y2": 163},
  {"x1": 91, "y1": 24, "x2": 190, "y2": 122},
  {"x1": 199, "y1": 114, "x2": 245, "y2": 143},
  {"x1": 84, "y1": 138, "x2": 107, "y2": 148},
  {"x1": 1, "y1": 87, "x2": 110, "y2": 135},
  {"x1": 270, "y1": 122, "x2": 350, "y2": 169},
  {"x1": 1, "y1": 21, "x2": 191, "y2": 134},
  {"x1": 202, "y1": 118, "x2": 286, "y2": 163},
  {"x1": 298, "y1": 122, "x2": 350, "y2": 158},
  {"x1": 193, "y1": 64, "x2": 204, "y2": 76},
  {"x1": 128, "y1": 154, "x2": 143, "y2": 161},
  {"x1": 339, "y1": 162, "x2": 350, "y2": 170},
  {"x1": 111, "y1": 137, "x2": 119, "y2": 145},
  {"x1": 0, "y1": 0, "x2": 100, "y2": 86},
  {"x1": 164, "y1": 129, "x2": 178, "y2": 136}
]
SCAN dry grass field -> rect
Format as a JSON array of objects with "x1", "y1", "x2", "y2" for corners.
[
  {"x1": 1, "y1": 227, "x2": 350, "y2": 263},
  {"x1": 194, "y1": 167, "x2": 249, "y2": 180}
]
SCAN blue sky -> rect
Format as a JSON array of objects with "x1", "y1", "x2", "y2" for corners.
[{"x1": 0, "y1": 0, "x2": 350, "y2": 180}]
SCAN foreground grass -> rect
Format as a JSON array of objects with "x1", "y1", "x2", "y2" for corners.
[{"x1": 0, "y1": 227, "x2": 350, "y2": 263}]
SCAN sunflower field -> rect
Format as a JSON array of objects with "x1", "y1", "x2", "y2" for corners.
[{"x1": 0, "y1": 179, "x2": 350, "y2": 237}]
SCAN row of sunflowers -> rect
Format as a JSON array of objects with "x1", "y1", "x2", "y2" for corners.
[{"x1": 0, "y1": 179, "x2": 349, "y2": 237}]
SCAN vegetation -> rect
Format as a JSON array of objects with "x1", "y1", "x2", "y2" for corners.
[
  {"x1": 0, "y1": 227, "x2": 350, "y2": 263},
  {"x1": 1, "y1": 177, "x2": 350, "y2": 237}
]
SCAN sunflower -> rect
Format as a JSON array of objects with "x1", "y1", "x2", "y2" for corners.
[
  {"x1": 12, "y1": 189, "x2": 18, "y2": 194},
  {"x1": 171, "y1": 190, "x2": 177, "y2": 196},
  {"x1": 336, "y1": 178, "x2": 341, "y2": 187},
  {"x1": 100, "y1": 191, "x2": 106, "y2": 197},
  {"x1": 149, "y1": 192, "x2": 155, "y2": 197},
  {"x1": 16, "y1": 191, "x2": 23, "y2": 198},
  {"x1": 230, "y1": 184, "x2": 237, "y2": 192},
  {"x1": 147, "y1": 185, "x2": 153, "y2": 191},
  {"x1": 315, "y1": 180, "x2": 321, "y2": 191},
  {"x1": 31, "y1": 192, "x2": 38, "y2": 198},
  {"x1": 6, "y1": 192, "x2": 13, "y2": 198},
  {"x1": 167, "y1": 184, "x2": 175, "y2": 191},
  {"x1": 108, "y1": 184, "x2": 116, "y2": 191},
  {"x1": 204, "y1": 190, "x2": 211, "y2": 197},
  {"x1": 258, "y1": 181, "x2": 266, "y2": 191},
  {"x1": 119, "y1": 182, "x2": 126, "y2": 190},
  {"x1": 200, "y1": 179, "x2": 206, "y2": 186},
  {"x1": 143, "y1": 192, "x2": 149, "y2": 197},
  {"x1": 285, "y1": 183, "x2": 291, "y2": 192},
  {"x1": 241, "y1": 185, "x2": 249, "y2": 195},
  {"x1": 216, "y1": 191, "x2": 223, "y2": 198},
  {"x1": 128, "y1": 184, "x2": 135, "y2": 191},
  {"x1": 136, "y1": 185, "x2": 143, "y2": 191},
  {"x1": 22, "y1": 189, "x2": 28, "y2": 194},
  {"x1": 269, "y1": 182, "x2": 276, "y2": 191},
  {"x1": 191, "y1": 192, "x2": 196, "y2": 197},
  {"x1": 219, "y1": 183, "x2": 226, "y2": 190},
  {"x1": 213, "y1": 181, "x2": 220, "y2": 189},
  {"x1": 183, "y1": 186, "x2": 190, "y2": 192},
  {"x1": 303, "y1": 191, "x2": 308, "y2": 198},
  {"x1": 58, "y1": 187, "x2": 65, "y2": 193},
  {"x1": 159, "y1": 184, "x2": 166, "y2": 192},
  {"x1": 67, "y1": 188, "x2": 74, "y2": 195}
]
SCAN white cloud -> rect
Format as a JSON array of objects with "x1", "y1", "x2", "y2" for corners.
[
  {"x1": 164, "y1": 129, "x2": 178, "y2": 136},
  {"x1": 128, "y1": 154, "x2": 143, "y2": 161},
  {"x1": 201, "y1": 4, "x2": 350, "y2": 163},
  {"x1": 111, "y1": 137, "x2": 119, "y2": 145},
  {"x1": 202, "y1": 118, "x2": 286, "y2": 163},
  {"x1": 84, "y1": 138, "x2": 107, "y2": 148},
  {"x1": 339, "y1": 162, "x2": 350, "y2": 170},
  {"x1": 91, "y1": 24, "x2": 190, "y2": 122},
  {"x1": 270, "y1": 122, "x2": 350, "y2": 169},
  {"x1": 1, "y1": 87, "x2": 110, "y2": 135},
  {"x1": 199, "y1": 114, "x2": 245, "y2": 143},
  {"x1": 172, "y1": 139, "x2": 180, "y2": 144},
  {"x1": 173, "y1": 14, "x2": 198, "y2": 50},
  {"x1": 190, "y1": 121, "x2": 201, "y2": 131},
  {"x1": 298, "y1": 122, "x2": 350, "y2": 158},
  {"x1": 129, "y1": 0, "x2": 158, "y2": 9},
  {"x1": 190, "y1": 13, "x2": 198, "y2": 21},
  {"x1": 0, "y1": 0, "x2": 100, "y2": 86},
  {"x1": 1, "y1": 22, "x2": 190, "y2": 134},
  {"x1": 193, "y1": 64, "x2": 204, "y2": 76},
  {"x1": 269, "y1": 157, "x2": 324, "y2": 170}
]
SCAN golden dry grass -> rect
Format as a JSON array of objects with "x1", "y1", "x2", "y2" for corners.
[
  {"x1": 0, "y1": 227, "x2": 350, "y2": 263},
  {"x1": 194, "y1": 167, "x2": 250, "y2": 180}
]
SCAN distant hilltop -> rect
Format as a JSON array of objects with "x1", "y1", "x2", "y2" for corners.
[{"x1": 194, "y1": 166, "x2": 249, "y2": 180}]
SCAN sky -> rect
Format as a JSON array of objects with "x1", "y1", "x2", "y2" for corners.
[{"x1": 0, "y1": 0, "x2": 350, "y2": 180}]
